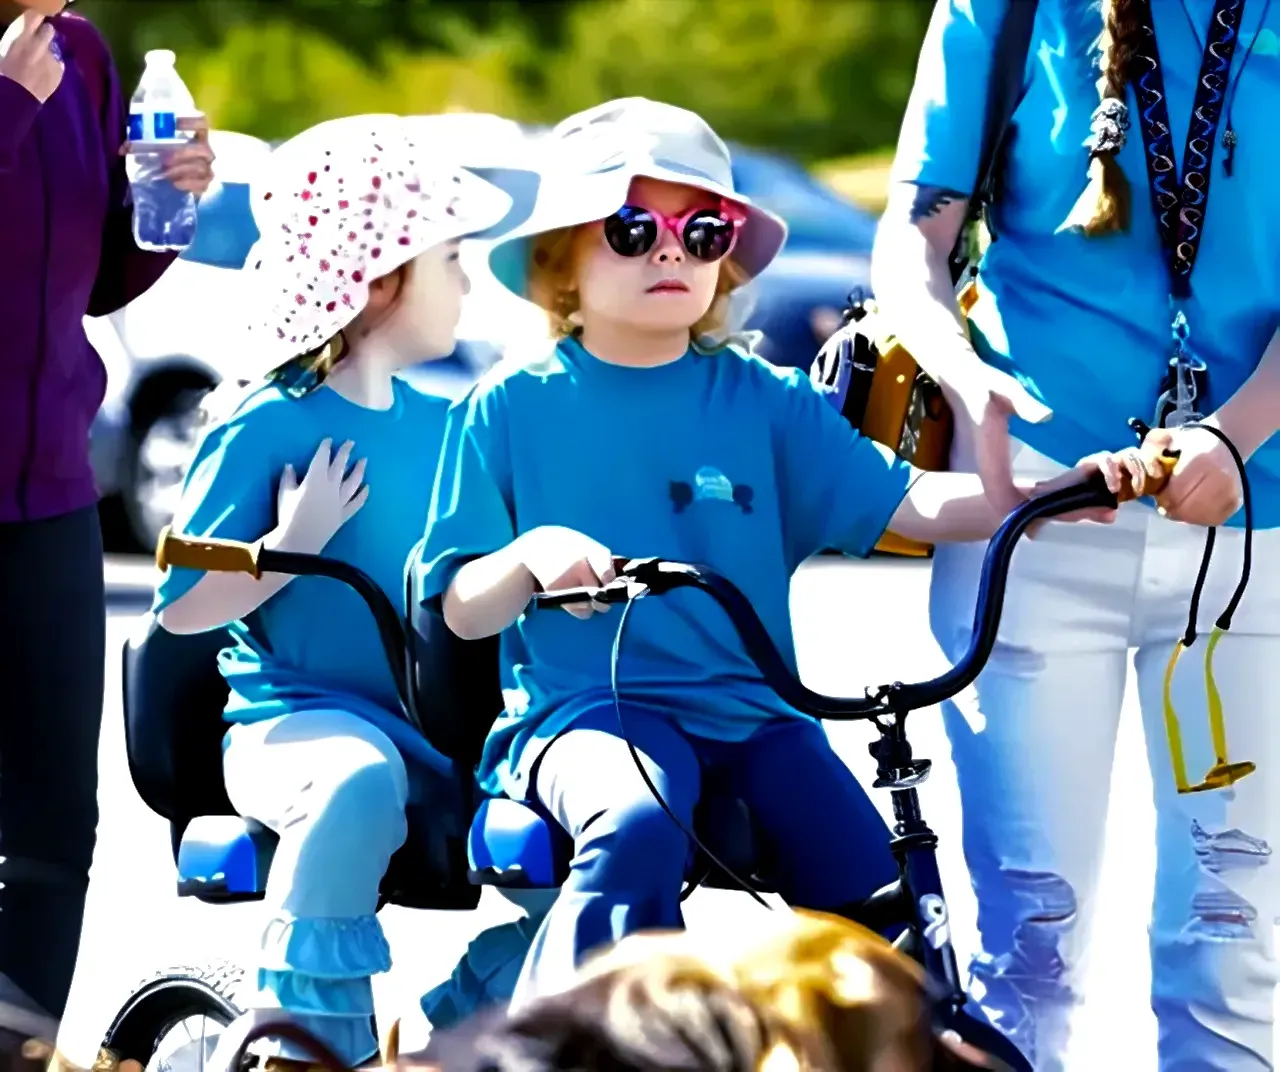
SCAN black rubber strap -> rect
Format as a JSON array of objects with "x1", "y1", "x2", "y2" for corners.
[{"x1": 1172, "y1": 423, "x2": 1253, "y2": 646}]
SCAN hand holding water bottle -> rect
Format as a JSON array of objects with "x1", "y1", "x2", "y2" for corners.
[
  {"x1": 122, "y1": 49, "x2": 215, "y2": 251},
  {"x1": 0, "y1": 10, "x2": 63, "y2": 103},
  {"x1": 121, "y1": 113, "x2": 215, "y2": 195}
]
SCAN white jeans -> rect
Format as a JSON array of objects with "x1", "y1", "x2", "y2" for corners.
[
  {"x1": 221, "y1": 710, "x2": 410, "y2": 1066},
  {"x1": 930, "y1": 441, "x2": 1280, "y2": 1072}
]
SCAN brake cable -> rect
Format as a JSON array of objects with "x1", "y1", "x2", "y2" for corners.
[{"x1": 604, "y1": 595, "x2": 774, "y2": 910}]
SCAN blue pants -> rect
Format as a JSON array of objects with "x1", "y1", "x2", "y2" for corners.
[{"x1": 512, "y1": 705, "x2": 898, "y2": 1002}]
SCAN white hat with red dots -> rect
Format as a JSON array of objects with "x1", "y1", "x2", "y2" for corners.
[{"x1": 247, "y1": 113, "x2": 537, "y2": 364}]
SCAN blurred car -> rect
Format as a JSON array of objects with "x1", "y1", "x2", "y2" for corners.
[
  {"x1": 727, "y1": 143, "x2": 875, "y2": 369},
  {"x1": 92, "y1": 130, "x2": 272, "y2": 552}
]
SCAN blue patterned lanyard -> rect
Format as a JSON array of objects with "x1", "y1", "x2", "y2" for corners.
[
  {"x1": 1132, "y1": 0, "x2": 1246, "y2": 300},
  {"x1": 1131, "y1": 0, "x2": 1246, "y2": 424},
  {"x1": 1175, "y1": 0, "x2": 1273, "y2": 176}
]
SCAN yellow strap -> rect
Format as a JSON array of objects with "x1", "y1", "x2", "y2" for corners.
[
  {"x1": 1203, "y1": 626, "x2": 1229, "y2": 766},
  {"x1": 1162, "y1": 642, "x2": 1192, "y2": 793}
]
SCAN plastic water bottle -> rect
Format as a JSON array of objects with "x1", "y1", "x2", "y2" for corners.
[{"x1": 126, "y1": 50, "x2": 199, "y2": 252}]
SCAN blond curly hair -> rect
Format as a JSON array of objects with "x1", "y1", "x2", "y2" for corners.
[{"x1": 527, "y1": 224, "x2": 750, "y2": 343}]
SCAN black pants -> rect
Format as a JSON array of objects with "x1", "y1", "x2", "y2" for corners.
[{"x1": 0, "y1": 507, "x2": 104, "y2": 1020}]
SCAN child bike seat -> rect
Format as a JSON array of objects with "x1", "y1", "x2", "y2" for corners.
[{"x1": 121, "y1": 609, "x2": 480, "y2": 910}]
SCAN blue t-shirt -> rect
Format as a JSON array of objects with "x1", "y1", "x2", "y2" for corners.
[
  {"x1": 416, "y1": 336, "x2": 915, "y2": 799},
  {"x1": 892, "y1": 0, "x2": 1280, "y2": 528},
  {"x1": 152, "y1": 378, "x2": 451, "y2": 774}
]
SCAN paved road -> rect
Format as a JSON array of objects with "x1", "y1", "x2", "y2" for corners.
[{"x1": 61, "y1": 555, "x2": 1161, "y2": 1069}]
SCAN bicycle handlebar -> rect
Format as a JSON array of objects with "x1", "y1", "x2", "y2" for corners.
[
  {"x1": 154, "y1": 528, "x2": 422, "y2": 734},
  {"x1": 152, "y1": 447, "x2": 1174, "y2": 731},
  {"x1": 536, "y1": 457, "x2": 1175, "y2": 720}
]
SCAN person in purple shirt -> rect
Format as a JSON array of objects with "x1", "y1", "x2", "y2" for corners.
[{"x1": 0, "y1": 0, "x2": 213, "y2": 1059}]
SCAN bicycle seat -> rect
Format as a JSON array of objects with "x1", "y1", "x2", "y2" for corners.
[
  {"x1": 176, "y1": 815, "x2": 277, "y2": 902},
  {"x1": 122, "y1": 613, "x2": 237, "y2": 829},
  {"x1": 122, "y1": 608, "x2": 481, "y2": 910}
]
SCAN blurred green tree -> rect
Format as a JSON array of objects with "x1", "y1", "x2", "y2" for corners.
[
  {"x1": 77, "y1": 0, "x2": 573, "y2": 91},
  {"x1": 530, "y1": 0, "x2": 931, "y2": 160},
  {"x1": 76, "y1": 0, "x2": 931, "y2": 162}
]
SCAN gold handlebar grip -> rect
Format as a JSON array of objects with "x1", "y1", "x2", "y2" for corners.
[
  {"x1": 1111, "y1": 446, "x2": 1178, "y2": 506},
  {"x1": 155, "y1": 525, "x2": 264, "y2": 578}
]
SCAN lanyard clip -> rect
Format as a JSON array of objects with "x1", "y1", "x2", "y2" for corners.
[
  {"x1": 1156, "y1": 304, "x2": 1206, "y2": 429},
  {"x1": 1158, "y1": 353, "x2": 1207, "y2": 430}
]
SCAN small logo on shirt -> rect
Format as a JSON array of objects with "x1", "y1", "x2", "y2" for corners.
[{"x1": 670, "y1": 466, "x2": 754, "y2": 514}]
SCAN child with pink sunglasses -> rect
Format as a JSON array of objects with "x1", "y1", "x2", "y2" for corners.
[{"x1": 416, "y1": 97, "x2": 1151, "y2": 1004}]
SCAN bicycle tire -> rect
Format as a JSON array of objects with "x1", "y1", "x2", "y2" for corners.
[{"x1": 100, "y1": 960, "x2": 246, "y2": 1068}]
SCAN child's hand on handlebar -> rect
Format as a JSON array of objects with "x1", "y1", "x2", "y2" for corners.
[
  {"x1": 517, "y1": 525, "x2": 617, "y2": 620},
  {"x1": 273, "y1": 438, "x2": 369, "y2": 554}
]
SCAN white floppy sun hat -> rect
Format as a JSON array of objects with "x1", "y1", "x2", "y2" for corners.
[
  {"x1": 488, "y1": 97, "x2": 788, "y2": 301},
  {"x1": 247, "y1": 113, "x2": 539, "y2": 364}
]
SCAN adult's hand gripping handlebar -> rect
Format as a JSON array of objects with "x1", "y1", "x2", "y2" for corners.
[{"x1": 537, "y1": 453, "x2": 1176, "y2": 720}]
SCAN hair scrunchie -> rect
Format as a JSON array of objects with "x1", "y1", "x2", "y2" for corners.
[{"x1": 1087, "y1": 96, "x2": 1131, "y2": 155}]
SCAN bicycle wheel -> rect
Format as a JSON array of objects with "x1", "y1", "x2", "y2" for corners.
[{"x1": 100, "y1": 961, "x2": 246, "y2": 1071}]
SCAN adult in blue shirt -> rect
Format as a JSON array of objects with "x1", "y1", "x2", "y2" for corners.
[
  {"x1": 872, "y1": 2, "x2": 1280, "y2": 1068},
  {"x1": 417, "y1": 96, "x2": 1138, "y2": 1009},
  {"x1": 151, "y1": 115, "x2": 530, "y2": 1068}
]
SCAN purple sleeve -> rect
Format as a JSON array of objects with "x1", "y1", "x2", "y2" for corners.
[
  {"x1": 67, "y1": 16, "x2": 177, "y2": 317},
  {"x1": 0, "y1": 76, "x2": 41, "y2": 169}
]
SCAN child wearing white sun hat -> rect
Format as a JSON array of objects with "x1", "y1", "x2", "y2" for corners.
[
  {"x1": 413, "y1": 96, "x2": 1154, "y2": 1007},
  {"x1": 150, "y1": 113, "x2": 538, "y2": 1068}
]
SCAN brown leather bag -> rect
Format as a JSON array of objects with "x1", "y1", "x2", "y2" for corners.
[
  {"x1": 810, "y1": 284, "x2": 979, "y2": 557},
  {"x1": 810, "y1": 0, "x2": 1037, "y2": 557}
]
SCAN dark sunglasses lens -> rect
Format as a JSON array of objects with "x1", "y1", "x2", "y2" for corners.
[
  {"x1": 603, "y1": 207, "x2": 657, "y2": 257},
  {"x1": 682, "y1": 212, "x2": 735, "y2": 261}
]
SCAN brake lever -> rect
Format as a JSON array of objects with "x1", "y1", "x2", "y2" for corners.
[{"x1": 534, "y1": 576, "x2": 649, "y2": 610}]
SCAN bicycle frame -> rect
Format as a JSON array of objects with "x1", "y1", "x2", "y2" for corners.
[
  {"x1": 533, "y1": 470, "x2": 1159, "y2": 1013},
  {"x1": 153, "y1": 457, "x2": 1172, "y2": 1070}
]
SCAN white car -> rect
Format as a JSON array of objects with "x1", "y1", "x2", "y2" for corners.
[{"x1": 91, "y1": 131, "x2": 272, "y2": 551}]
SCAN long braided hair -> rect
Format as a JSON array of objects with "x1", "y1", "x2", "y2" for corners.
[{"x1": 1061, "y1": 0, "x2": 1146, "y2": 235}]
